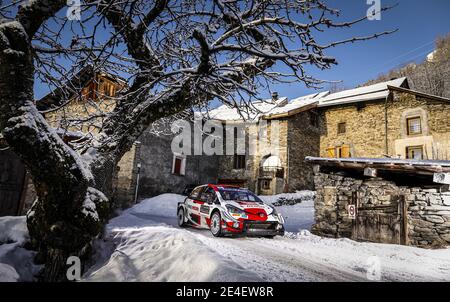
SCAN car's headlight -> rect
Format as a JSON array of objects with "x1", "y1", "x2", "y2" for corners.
[{"x1": 226, "y1": 205, "x2": 245, "y2": 214}]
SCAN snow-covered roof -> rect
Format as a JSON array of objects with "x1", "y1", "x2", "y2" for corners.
[
  {"x1": 206, "y1": 92, "x2": 328, "y2": 122},
  {"x1": 318, "y1": 77, "x2": 408, "y2": 107},
  {"x1": 305, "y1": 156, "x2": 450, "y2": 174},
  {"x1": 263, "y1": 91, "x2": 329, "y2": 119},
  {"x1": 203, "y1": 77, "x2": 430, "y2": 122}
]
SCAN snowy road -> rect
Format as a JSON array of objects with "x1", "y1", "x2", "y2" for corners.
[
  {"x1": 3, "y1": 193, "x2": 450, "y2": 282},
  {"x1": 81, "y1": 194, "x2": 450, "y2": 282}
]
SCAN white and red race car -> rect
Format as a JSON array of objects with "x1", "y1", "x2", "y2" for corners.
[{"x1": 177, "y1": 184, "x2": 285, "y2": 237}]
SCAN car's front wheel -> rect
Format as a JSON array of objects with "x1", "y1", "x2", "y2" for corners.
[
  {"x1": 210, "y1": 211, "x2": 223, "y2": 237},
  {"x1": 177, "y1": 207, "x2": 186, "y2": 227}
]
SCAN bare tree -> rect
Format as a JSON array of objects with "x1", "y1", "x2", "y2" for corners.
[
  {"x1": 0, "y1": 0, "x2": 395, "y2": 281},
  {"x1": 363, "y1": 34, "x2": 450, "y2": 98}
]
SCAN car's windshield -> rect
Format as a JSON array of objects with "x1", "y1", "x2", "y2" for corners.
[{"x1": 218, "y1": 187, "x2": 263, "y2": 203}]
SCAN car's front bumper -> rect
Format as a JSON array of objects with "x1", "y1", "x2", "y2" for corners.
[{"x1": 223, "y1": 220, "x2": 285, "y2": 237}]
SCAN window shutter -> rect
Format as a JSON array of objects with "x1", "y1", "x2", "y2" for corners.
[
  {"x1": 326, "y1": 147, "x2": 336, "y2": 158},
  {"x1": 341, "y1": 145, "x2": 351, "y2": 158}
]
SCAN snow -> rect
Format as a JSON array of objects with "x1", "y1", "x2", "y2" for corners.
[
  {"x1": 82, "y1": 187, "x2": 107, "y2": 221},
  {"x1": 259, "y1": 190, "x2": 315, "y2": 205},
  {"x1": 0, "y1": 263, "x2": 20, "y2": 282},
  {"x1": 3, "y1": 192, "x2": 450, "y2": 282},
  {"x1": 0, "y1": 216, "x2": 29, "y2": 245},
  {"x1": 318, "y1": 77, "x2": 407, "y2": 107},
  {"x1": 84, "y1": 194, "x2": 261, "y2": 281},
  {"x1": 205, "y1": 92, "x2": 327, "y2": 121},
  {"x1": 84, "y1": 192, "x2": 450, "y2": 282},
  {"x1": 260, "y1": 191, "x2": 315, "y2": 232},
  {"x1": 83, "y1": 226, "x2": 262, "y2": 282},
  {"x1": 0, "y1": 216, "x2": 40, "y2": 282},
  {"x1": 203, "y1": 78, "x2": 408, "y2": 122}
]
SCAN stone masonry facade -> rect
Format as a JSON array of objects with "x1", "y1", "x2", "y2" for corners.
[
  {"x1": 217, "y1": 110, "x2": 319, "y2": 194},
  {"x1": 313, "y1": 171, "x2": 450, "y2": 247},
  {"x1": 319, "y1": 89, "x2": 450, "y2": 160}
]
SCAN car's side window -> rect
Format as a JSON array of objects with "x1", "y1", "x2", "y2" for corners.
[
  {"x1": 200, "y1": 187, "x2": 216, "y2": 204},
  {"x1": 189, "y1": 186, "x2": 203, "y2": 199}
]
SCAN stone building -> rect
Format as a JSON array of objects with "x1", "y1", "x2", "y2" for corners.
[
  {"x1": 306, "y1": 157, "x2": 450, "y2": 247},
  {"x1": 317, "y1": 77, "x2": 450, "y2": 160},
  {"x1": 208, "y1": 92, "x2": 327, "y2": 194},
  {"x1": 136, "y1": 125, "x2": 218, "y2": 199}
]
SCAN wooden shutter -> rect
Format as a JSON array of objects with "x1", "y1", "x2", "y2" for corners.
[
  {"x1": 173, "y1": 157, "x2": 182, "y2": 175},
  {"x1": 340, "y1": 145, "x2": 351, "y2": 158},
  {"x1": 326, "y1": 147, "x2": 336, "y2": 158}
]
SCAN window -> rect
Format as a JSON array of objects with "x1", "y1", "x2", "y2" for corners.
[
  {"x1": 261, "y1": 179, "x2": 271, "y2": 190},
  {"x1": 337, "y1": 122, "x2": 346, "y2": 134},
  {"x1": 172, "y1": 154, "x2": 186, "y2": 176},
  {"x1": 309, "y1": 111, "x2": 319, "y2": 128},
  {"x1": 200, "y1": 187, "x2": 216, "y2": 204},
  {"x1": 407, "y1": 117, "x2": 422, "y2": 135},
  {"x1": 406, "y1": 146, "x2": 423, "y2": 160},
  {"x1": 218, "y1": 187, "x2": 263, "y2": 203},
  {"x1": 233, "y1": 154, "x2": 246, "y2": 169},
  {"x1": 189, "y1": 186, "x2": 203, "y2": 199}
]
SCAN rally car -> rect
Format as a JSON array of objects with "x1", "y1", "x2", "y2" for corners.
[{"x1": 177, "y1": 184, "x2": 285, "y2": 237}]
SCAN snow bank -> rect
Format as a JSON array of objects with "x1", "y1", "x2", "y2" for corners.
[
  {"x1": 277, "y1": 199, "x2": 315, "y2": 232},
  {"x1": 0, "y1": 216, "x2": 40, "y2": 282},
  {"x1": 259, "y1": 190, "x2": 315, "y2": 206},
  {"x1": 259, "y1": 191, "x2": 316, "y2": 232},
  {"x1": 0, "y1": 263, "x2": 20, "y2": 282},
  {"x1": 106, "y1": 193, "x2": 184, "y2": 230},
  {"x1": 85, "y1": 193, "x2": 261, "y2": 282},
  {"x1": 133, "y1": 193, "x2": 184, "y2": 217},
  {"x1": 84, "y1": 226, "x2": 261, "y2": 282},
  {"x1": 0, "y1": 216, "x2": 29, "y2": 245}
]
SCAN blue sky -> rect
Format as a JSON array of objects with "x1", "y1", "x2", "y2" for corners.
[
  {"x1": 34, "y1": 0, "x2": 450, "y2": 101},
  {"x1": 269, "y1": 0, "x2": 450, "y2": 99}
]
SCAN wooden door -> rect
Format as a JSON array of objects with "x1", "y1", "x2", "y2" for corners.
[
  {"x1": 0, "y1": 150, "x2": 26, "y2": 216},
  {"x1": 352, "y1": 194, "x2": 408, "y2": 245}
]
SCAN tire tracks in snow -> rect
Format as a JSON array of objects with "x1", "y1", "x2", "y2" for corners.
[{"x1": 192, "y1": 232, "x2": 366, "y2": 282}]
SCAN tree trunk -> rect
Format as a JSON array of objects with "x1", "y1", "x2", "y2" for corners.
[{"x1": 0, "y1": 20, "x2": 110, "y2": 282}]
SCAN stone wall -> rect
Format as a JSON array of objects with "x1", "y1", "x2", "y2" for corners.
[
  {"x1": 387, "y1": 91, "x2": 450, "y2": 159},
  {"x1": 216, "y1": 112, "x2": 319, "y2": 194},
  {"x1": 137, "y1": 128, "x2": 219, "y2": 198},
  {"x1": 319, "y1": 101, "x2": 387, "y2": 158},
  {"x1": 114, "y1": 144, "x2": 140, "y2": 208},
  {"x1": 313, "y1": 171, "x2": 450, "y2": 247},
  {"x1": 287, "y1": 111, "x2": 320, "y2": 190},
  {"x1": 216, "y1": 120, "x2": 289, "y2": 194}
]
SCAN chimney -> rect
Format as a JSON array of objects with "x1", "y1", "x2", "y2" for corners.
[{"x1": 271, "y1": 91, "x2": 279, "y2": 102}]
